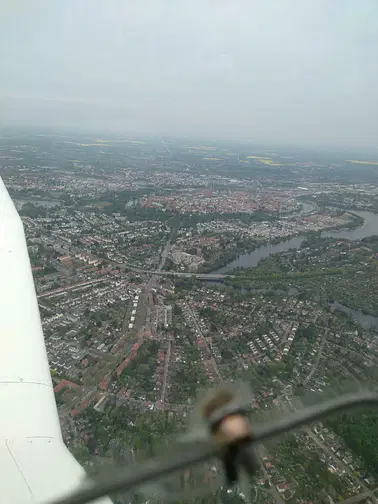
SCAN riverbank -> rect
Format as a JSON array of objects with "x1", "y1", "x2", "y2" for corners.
[
  {"x1": 322, "y1": 210, "x2": 378, "y2": 240},
  {"x1": 212, "y1": 236, "x2": 304, "y2": 275},
  {"x1": 210, "y1": 209, "x2": 377, "y2": 276},
  {"x1": 198, "y1": 237, "x2": 268, "y2": 274},
  {"x1": 329, "y1": 301, "x2": 378, "y2": 328}
]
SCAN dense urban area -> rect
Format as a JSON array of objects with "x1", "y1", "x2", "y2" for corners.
[{"x1": 3, "y1": 127, "x2": 378, "y2": 504}]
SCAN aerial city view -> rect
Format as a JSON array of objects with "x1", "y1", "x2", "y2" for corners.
[
  {"x1": 2, "y1": 130, "x2": 378, "y2": 503},
  {"x1": 1, "y1": 1, "x2": 378, "y2": 503}
]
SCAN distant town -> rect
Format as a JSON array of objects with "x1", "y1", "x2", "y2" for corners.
[{"x1": 2, "y1": 128, "x2": 378, "y2": 503}]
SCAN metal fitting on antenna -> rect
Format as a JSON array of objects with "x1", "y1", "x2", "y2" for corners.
[{"x1": 200, "y1": 384, "x2": 259, "y2": 485}]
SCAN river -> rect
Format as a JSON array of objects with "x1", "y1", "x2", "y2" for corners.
[
  {"x1": 214, "y1": 236, "x2": 304, "y2": 274},
  {"x1": 321, "y1": 210, "x2": 378, "y2": 241},
  {"x1": 212, "y1": 210, "x2": 378, "y2": 275},
  {"x1": 329, "y1": 301, "x2": 378, "y2": 330},
  {"x1": 209, "y1": 210, "x2": 378, "y2": 330}
]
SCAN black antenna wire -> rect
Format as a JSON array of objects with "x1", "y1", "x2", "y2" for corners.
[
  {"x1": 51, "y1": 440, "x2": 221, "y2": 504},
  {"x1": 253, "y1": 391, "x2": 378, "y2": 442},
  {"x1": 50, "y1": 391, "x2": 378, "y2": 504}
]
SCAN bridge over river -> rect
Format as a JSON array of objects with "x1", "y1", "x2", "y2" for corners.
[{"x1": 120, "y1": 264, "x2": 234, "y2": 281}]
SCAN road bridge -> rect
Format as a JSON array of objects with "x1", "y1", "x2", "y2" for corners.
[{"x1": 119, "y1": 264, "x2": 235, "y2": 280}]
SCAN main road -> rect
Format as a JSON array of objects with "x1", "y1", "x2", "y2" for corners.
[
  {"x1": 145, "y1": 237, "x2": 172, "y2": 291},
  {"x1": 181, "y1": 301, "x2": 223, "y2": 383},
  {"x1": 120, "y1": 263, "x2": 233, "y2": 281}
]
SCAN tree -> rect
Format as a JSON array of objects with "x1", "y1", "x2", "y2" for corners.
[
  {"x1": 71, "y1": 444, "x2": 89, "y2": 463},
  {"x1": 20, "y1": 203, "x2": 47, "y2": 218}
]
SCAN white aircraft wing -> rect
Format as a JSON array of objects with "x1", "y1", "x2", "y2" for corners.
[{"x1": 0, "y1": 178, "x2": 110, "y2": 504}]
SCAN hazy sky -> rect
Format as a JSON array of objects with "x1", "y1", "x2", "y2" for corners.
[{"x1": 1, "y1": 0, "x2": 378, "y2": 147}]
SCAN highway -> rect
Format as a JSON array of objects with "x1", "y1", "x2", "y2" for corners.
[
  {"x1": 121, "y1": 263, "x2": 233, "y2": 280},
  {"x1": 60, "y1": 243, "x2": 232, "y2": 281}
]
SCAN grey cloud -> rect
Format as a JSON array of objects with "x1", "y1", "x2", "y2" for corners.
[{"x1": 0, "y1": 0, "x2": 377, "y2": 147}]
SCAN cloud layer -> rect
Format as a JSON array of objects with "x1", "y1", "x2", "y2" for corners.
[{"x1": 1, "y1": 0, "x2": 377, "y2": 146}]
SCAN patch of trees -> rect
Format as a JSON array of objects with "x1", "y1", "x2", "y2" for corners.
[
  {"x1": 327, "y1": 410, "x2": 378, "y2": 476},
  {"x1": 20, "y1": 202, "x2": 48, "y2": 218},
  {"x1": 33, "y1": 265, "x2": 58, "y2": 277}
]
